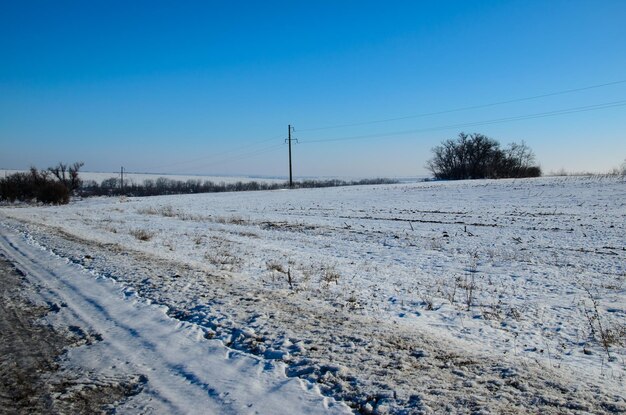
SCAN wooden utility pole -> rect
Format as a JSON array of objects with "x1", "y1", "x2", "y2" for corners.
[
  {"x1": 120, "y1": 166, "x2": 124, "y2": 193},
  {"x1": 285, "y1": 125, "x2": 298, "y2": 188},
  {"x1": 288, "y1": 125, "x2": 293, "y2": 188}
]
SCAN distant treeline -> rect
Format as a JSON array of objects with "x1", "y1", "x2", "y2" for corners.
[
  {"x1": 1, "y1": 168, "x2": 399, "y2": 204},
  {"x1": 80, "y1": 177, "x2": 399, "y2": 197}
]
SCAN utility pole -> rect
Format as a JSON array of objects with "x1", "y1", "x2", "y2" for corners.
[
  {"x1": 286, "y1": 125, "x2": 297, "y2": 188},
  {"x1": 120, "y1": 166, "x2": 124, "y2": 193}
]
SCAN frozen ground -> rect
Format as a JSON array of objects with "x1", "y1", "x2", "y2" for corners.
[
  {"x1": 1, "y1": 175, "x2": 625, "y2": 413},
  {"x1": 0, "y1": 255, "x2": 149, "y2": 413},
  {"x1": 0, "y1": 225, "x2": 348, "y2": 414}
]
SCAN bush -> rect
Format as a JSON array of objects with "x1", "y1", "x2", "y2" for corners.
[
  {"x1": 37, "y1": 181, "x2": 70, "y2": 204},
  {"x1": 0, "y1": 172, "x2": 31, "y2": 202},
  {"x1": 426, "y1": 133, "x2": 541, "y2": 180},
  {"x1": 0, "y1": 162, "x2": 82, "y2": 204}
]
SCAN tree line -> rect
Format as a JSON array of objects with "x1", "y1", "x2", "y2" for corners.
[
  {"x1": 80, "y1": 177, "x2": 398, "y2": 197},
  {"x1": 1, "y1": 163, "x2": 396, "y2": 204}
]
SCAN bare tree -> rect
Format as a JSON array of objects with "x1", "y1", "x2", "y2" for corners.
[
  {"x1": 68, "y1": 161, "x2": 84, "y2": 191},
  {"x1": 427, "y1": 133, "x2": 541, "y2": 180},
  {"x1": 49, "y1": 161, "x2": 83, "y2": 192},
  {"x1": 502, "y1": 141, "x2": 537, "y2": 178}
]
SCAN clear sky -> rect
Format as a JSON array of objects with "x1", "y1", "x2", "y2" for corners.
[{"x1": 1, "y1": 0, "x2": 625, "y2": 178}]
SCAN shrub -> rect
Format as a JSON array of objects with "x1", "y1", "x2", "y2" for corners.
[
  {"x1": 0, "y1": 164, "x2": 80, "y2": 204},
  {"x1": 37, "y1": 181, "x2": 70, "y2": 204},
  {"x1": 426, "y1": 133, "x2": 541, "y2": 180}
]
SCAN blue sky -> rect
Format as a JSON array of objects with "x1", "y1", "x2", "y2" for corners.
[{"x1": 1, "y1": 0, "x2": 625, "y2": 178}]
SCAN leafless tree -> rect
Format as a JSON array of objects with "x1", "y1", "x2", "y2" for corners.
[
  {"x1": 427, "y1": 133, "x2": 541, "y2": 180},
  {"x1": 49, "y1": 161, "x2": 84, "y2": 192}
]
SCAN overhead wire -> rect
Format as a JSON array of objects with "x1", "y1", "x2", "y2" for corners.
[
  {"x1": 142, "y1": 135, "x2": 283, "y2": 173},
  {"x1": 299, "y1": 99, "x2": 626, "y2": 144},
  {"x1": 297, "y1": 79, "x2": 626, "y2": 132},
  {"x1": 164, "y1": 142, "x2": 285, "y2": 174},
  {"x1": 138, "y1": 79, "x2": 625, "y2": 174}
]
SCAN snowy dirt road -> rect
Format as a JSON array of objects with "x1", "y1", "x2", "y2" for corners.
[{"x1": 0, "y1": 225, "x2": 349, "y2": 415}]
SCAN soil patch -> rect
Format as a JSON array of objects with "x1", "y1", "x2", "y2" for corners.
[{"x1": 0, "y1": 255, "x2": 143, "y2": 415}]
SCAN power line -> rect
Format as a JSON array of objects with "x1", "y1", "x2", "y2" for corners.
[
  {"x1": 143, "y1": 135, "x2": 283, "y2": 173},
  {"x1": 297, "y1": 79, "x2": 626, "y2": 132},
  {"x1": 299, "y1": 99, "x2": 626, "y2": 144},
  {"x1": 163, "y1": 143, "x2": 285, "y2": 174},
  {"x1": 129, "y1": 79, "x2": 626, "y2": 175},
  {"x1": 146, "y1": 98, "x2": 625, "y2": 174}
]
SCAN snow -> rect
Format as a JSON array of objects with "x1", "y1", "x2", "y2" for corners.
[
  {"x1": 0, "y1": 225, "x2": 349, "y2": 414},
  {"x1": 1, "y1": 175, "x2": 625, "y2": 412}
]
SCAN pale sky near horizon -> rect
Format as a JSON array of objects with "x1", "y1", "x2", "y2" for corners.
[{"x1": 1, "y1": 0, "x2": 625, "y2": 178}]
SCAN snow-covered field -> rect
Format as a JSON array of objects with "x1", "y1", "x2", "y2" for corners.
[{"x1": 1, "y1": 175, "x2": 625, "y2": 413}]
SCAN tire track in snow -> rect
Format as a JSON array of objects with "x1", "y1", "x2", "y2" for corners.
[
  {"x1": 0, "y1": 230, "x2": 215, "y2": 414},
  {"x1": 0, "y1": 224, "x2": 349, "y2": 415}
]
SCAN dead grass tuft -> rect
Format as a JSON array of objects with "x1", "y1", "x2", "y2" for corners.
[{"x1": 130, "y1": 229, "x2": 154, "y2": 241}]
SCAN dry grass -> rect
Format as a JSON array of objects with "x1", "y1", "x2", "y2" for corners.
[
  {"x1": 137, "y1": 205, "x2": 176, "y2": 217},
  {"x1": 204, "y1": 250, "x2": 241, "y2": 271},
  {"x1": 321, "y1": 265, "x2": 341, "y2": 286},
  {"x1": 581, "y1": 285, "x2": 626, "y2": 359},
  {"x1": 213, "y1": 215, "x2": 248, "y2": 225},
  {"x1": 129, "y1": 229, "x2": 154, "y2": 241},
  {"x1": 266, "y1": 260, "x2": 286, "y2": 274}
]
